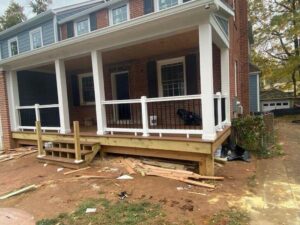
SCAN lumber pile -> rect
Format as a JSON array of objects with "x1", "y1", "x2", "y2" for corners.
[
  {"x1": 0, "y1": 147, "x2": 37, "y2": 163},
  {"x1": 121, "y1": 158, "x2": 224, "y2": 189}
]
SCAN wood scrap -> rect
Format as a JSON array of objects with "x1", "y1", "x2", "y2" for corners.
[
  {"x1": 0, "y1": 185, "x2": 38, "y2": 200},
  {"x1": 122, "y1": 159, "x2": 136, "y2": 175},
  {"x1": 64, "y1": 166, "x2": 91, "y2": 175},
  {"x1": 75, "y1": 175, "x2": 118, "y2": 179},
  {"x1": 142, "y1": 159, "x2": 186, "y2": 170}
]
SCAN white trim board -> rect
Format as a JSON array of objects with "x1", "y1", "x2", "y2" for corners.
[
  {"x1": 74, "y1": 16, "x2": 91, "y2": 36},
  {"x1": 157, "y1": 56, "x2": 187, "y2": 97},
  {"x1": 29, "y1": 27, "x2": 44, "y2": 50},
  {"x1": 8, "y1": 37, "x2": 19, "y2": 57}
]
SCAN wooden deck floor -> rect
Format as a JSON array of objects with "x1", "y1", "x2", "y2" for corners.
[{"x1": 12, "y1": 126, "x2": 231, "y2": 176}]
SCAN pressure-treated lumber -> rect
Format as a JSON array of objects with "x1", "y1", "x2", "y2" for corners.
[
  {"x1": 122, "y1": 159, "x2": 136, "y2": 175},
  {"x1": 36, "y1": 121, "x2": 44, "y2": 157},
  {"x1": 0, "y1": 185, "x2": 38, "y2": 200},
  {"x1": 73, "y1": 121, "x2": 82, "y2": 162},
  {"x1": 64, "y1": 166, "x2": 91, "y2": 175}
]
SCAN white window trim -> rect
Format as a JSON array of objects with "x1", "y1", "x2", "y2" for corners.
[
  {"x1": 74, "y1": 16, "x2": 91, "y2": 36},
  {"x1": 157, "y1": 57, "x2": 187, "y2": 97},
  {"x1": 8, "y1": 37, "x2": 19, "y2": 57},
  {"x1": 109, "y1": 2, "x2": 130, "y2": 26},
  {"x1": 154, "y1": 0, "x2": 184, "y2": 12},
  {"x1": 234, "y1": 61, "x2": 238, "y2": 97},
  {"x1": 78, "y1": 73, "x2": 95, "y2": 106},
  {"x1": 29, "y1": 27, "x2": 43, "y2": 50},
  {"x1": 0, "y1": 45, "x2": 2, "y2": 60}
]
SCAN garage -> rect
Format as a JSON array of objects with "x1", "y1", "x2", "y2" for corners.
[{"x1": 262, "y1": 100, "x2": 290, "y2": 112}]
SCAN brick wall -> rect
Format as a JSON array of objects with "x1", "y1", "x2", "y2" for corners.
[
  {"x1": 129, "y1": 0, "x2": 144, "y2": 19},
  {"x1": 0, "y1": 71, "x2": 14, "y2": 150},
  {"x1": 96, "y1": 9, "x2": 109, "y2": 29},
  {"x1": 67, "y1": 46, "x2": 221, "y2": 127}
]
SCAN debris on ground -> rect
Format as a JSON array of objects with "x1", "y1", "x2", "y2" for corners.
[
  {"x1": 117, "y1": 175, "x2": 134, "y2": 180},
  {"x1": 118, "y1": 158, "x2": 224, "y2": 189},
  {"x1": 98, "y1": 167, "x2": 119, "y2": 173},
  {"x1": 0, "y1": 147, "x2": 37, "y2": 163},
  {"x1": 0, "y1": 185, "x2": 38, "y2": 200},
  {"x1": 64, "y1": 166, "x2": 91, "y2": 175},
  {"x1": 57, "y1": 168, "x2": 64, "y2": 172},
  {"x1": 86, "y1": 208, "x2": 97, "y2": 213},
  {"x1": 118, "y1": 191, "x2": 129, "y2": 200}
]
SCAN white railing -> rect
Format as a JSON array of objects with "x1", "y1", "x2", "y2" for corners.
[
  {"x1": 16, "y1": 104, "x2": 60, "y2": 132},
  {"x1": 103, "y1": 94, "x2": 204, "y2": 138},
  {"x1": 214, "y1": 92, "x2": 227, "y2": 131}
]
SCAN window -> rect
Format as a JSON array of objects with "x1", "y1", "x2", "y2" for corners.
[
  {"x1": 78, "y1": 74, "x2": 95, "y2": 105},
  {"x1": 110, "y1": 4, "x2": 129, "y2": 25},
  {"x1": 270, "y1": 103, "x2": 275, "y2": 106},
  {"x1": 158, "y1": 57, "x2": 186, "y2": 97},
  {"x1": 8, "y1": 37, "x2": 19, "y2": 57},
  {"x1": 30, "y1": 27, "x2": 43, "y2": 50},
  {"x1": 283, "y1": 102, "x2": 289, "y2": 106},
  {"x1": 158, "y1": 0, "x2": 179, "y2": 10},
  {"x1": 276, "y1": 103, "x2": 282, "y2": 106},
  {"x1": 75, "y1": 17, "x2": 90, "y2": 36},
  {"x1": 263, "y1": 104, "x2": 268, "y2": 107}
]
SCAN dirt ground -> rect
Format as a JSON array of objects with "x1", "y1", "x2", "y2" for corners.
[{"x1": 4, "y1": 115, "x2": 299, "y2": 224}]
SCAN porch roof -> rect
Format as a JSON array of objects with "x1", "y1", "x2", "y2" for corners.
[{"x1": 0, "y1": 0, "x2": 233, "y2": 72}]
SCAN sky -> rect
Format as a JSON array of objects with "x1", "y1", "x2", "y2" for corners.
[{"x1": 0, "y1": 0, "x2": 88, "y2": 17}]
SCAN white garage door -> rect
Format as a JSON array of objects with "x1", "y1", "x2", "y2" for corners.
[{"x1": 262, "y1": 100, "x2": 290, "y2": 112}]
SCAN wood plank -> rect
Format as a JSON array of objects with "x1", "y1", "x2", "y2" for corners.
[
  {"x1": 73, "y1": 121, "x2": 82, "y2": 162},
  {"x1": 12, "y1": 132, "x2": 212, "y2": 154},
  {"x1": 36, "y1": 121, "x2": 44, "y2": 156},
  {"x1": 64, "y1": 167, "x2": 91, "y2": 175},
  {"x1": 212, "y1": 126, "x2": 231, "y2": 152}
]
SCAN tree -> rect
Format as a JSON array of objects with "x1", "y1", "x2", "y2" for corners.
[
  {"x1": 249, "y1": 0, "x2": 300, "y2": 98},
  {"x1": 0, "y1": 1, "x2": 27, "y2": 31},
  {"x1": 30, "y1": 0, "x2": 52, "y2": 15}
]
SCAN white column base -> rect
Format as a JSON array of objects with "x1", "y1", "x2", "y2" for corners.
[
  {"x1": 97, "y1": 130, "x2": 107, "y2": 135},
  {"x1": 37, "y1": 155, "x2": 46, "y2": 158},
  {"x1": 202, "y1": 133, "x2": 217, "y2": 141},
  {"x1": 60, "y1": 129, "x2": 71, "y2": 134},
  {"x1": 74, "y1": 159, "x2": 84, "y2": 164}
]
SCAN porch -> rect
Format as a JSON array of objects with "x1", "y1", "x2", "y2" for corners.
[{"x1": 4, "y1": 2, "x2": 232, "y2": 175}]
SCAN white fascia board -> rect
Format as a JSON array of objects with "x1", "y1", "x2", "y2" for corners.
[
  {"x1": 0, "y1": 0, "x2": 215, "y2": 70},
  {"x1": 210, "y1": 15, "x2": 229, "y2": 48},
  {"x1": 214, "y1": 0, "x2": 234, "y2": 17}
]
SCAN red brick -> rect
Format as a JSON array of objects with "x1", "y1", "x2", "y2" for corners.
[
  {"x1": 0, "y1": 71, "x2": 14, "y2": 150},
  {"x1": 96, "y1": 9, "x2": 109, "y2": 29},
  {"x1": 129, "y1": 0, "x2": 144, "y2": 19}
]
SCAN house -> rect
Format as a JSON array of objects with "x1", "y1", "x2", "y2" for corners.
[
  {"x1": 0, "y1": 0, "x2": 249, "y2": 175},
  {"x1": 249, "y1": 63, "x2": 261, "y2": 113},
  {"x1": 261, "y1": 88, "x2": 299, "y2": 112}
]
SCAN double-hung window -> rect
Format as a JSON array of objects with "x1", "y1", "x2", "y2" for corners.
[
  {"x1": 78, "y1": 74, "x2": 95, "y2": 105},
  {"x1": 110, "y1": 3, "x2": 129, "y2": 25},
  {"x1": 30, "y1": 27, "x2": 43, "y2": 50},
  {"x1": 8, "y1": 37, "x2": 19, "y2": 57},
  {"x1": 157, "y1": 0, "x2": 183, "y2": 11},
  {"x1": 75, "y1": 17, "x2": 90, "y2": 36},
  {"x1": 158, "y1": 57, "x2": 186, "y2": 97}
]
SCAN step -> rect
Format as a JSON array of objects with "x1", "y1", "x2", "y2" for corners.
[
  {"x1": 38, "y1": 155, "x2": 86, "y2": 169},
  {"x1": 45, "y1": 147, "x2": 92, "y2": 156}
]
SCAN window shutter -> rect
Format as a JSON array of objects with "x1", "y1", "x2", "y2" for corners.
[
  {"x1": 67, "y1": 21, "x2": 74, "y2": 38},
  {"x1": 144, "y1": 0, "x2": 154, "y2": 14},
  {"x1": 90, "y1": 13, "x2": 97, "y2": 31},
  {"x1": 185, "y1": 54, "x2": 198, "y2": 95},
  {"x1": 147, "y1": 60, "x2": 158, "y2": 98},
  {"x1": 71, "y1": 74, "x2": 80, "y2": 106}
]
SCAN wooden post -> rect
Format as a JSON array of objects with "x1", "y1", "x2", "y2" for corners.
[
  {"x1": 73, "y1": 121, "x2": 83, "y2": 163},
  {"x1": 216, "y1": 92, "x2": 223, "y2": 131},
  {"x1": 36, "y1": 121, "x2": 45, "y2": 157}
]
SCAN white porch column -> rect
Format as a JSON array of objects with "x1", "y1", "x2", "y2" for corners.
[
  {"x1": 6, "y1": 71, "x2": 20, "y2": 131},
  {"x1": 91, "y1": 50, "x2": 107, "y2": 135},
  {"x1": 199, "y1": 23, "x2": 216, "y2": 141},
  {"x1": 221, "y1": 48, "x2": 231, "y2": 124},
  {"x1": 55, "y1": 59, "x2": 71, "y2": 134}
]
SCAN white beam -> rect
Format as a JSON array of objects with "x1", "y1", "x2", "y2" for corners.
[
  {"x1": 55, "y1": 59, "x2": 71, "y2": 134},
  {"x1": 221, "y1": 48, "x2": 231, "y2": 124},
  {"x1": 6, "y1": 71, "x2": 20, "y2": 131},
  {"x1": 91, "y1": 50, "x2": 107, "y2": 135},
  {"x1": 199, "y1": 23, "x2": 217, "y2": 141}
]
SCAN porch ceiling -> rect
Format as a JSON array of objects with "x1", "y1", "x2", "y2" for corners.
[{"x1": 1, "y1": 0, "x2": 215, "y2": 71}]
